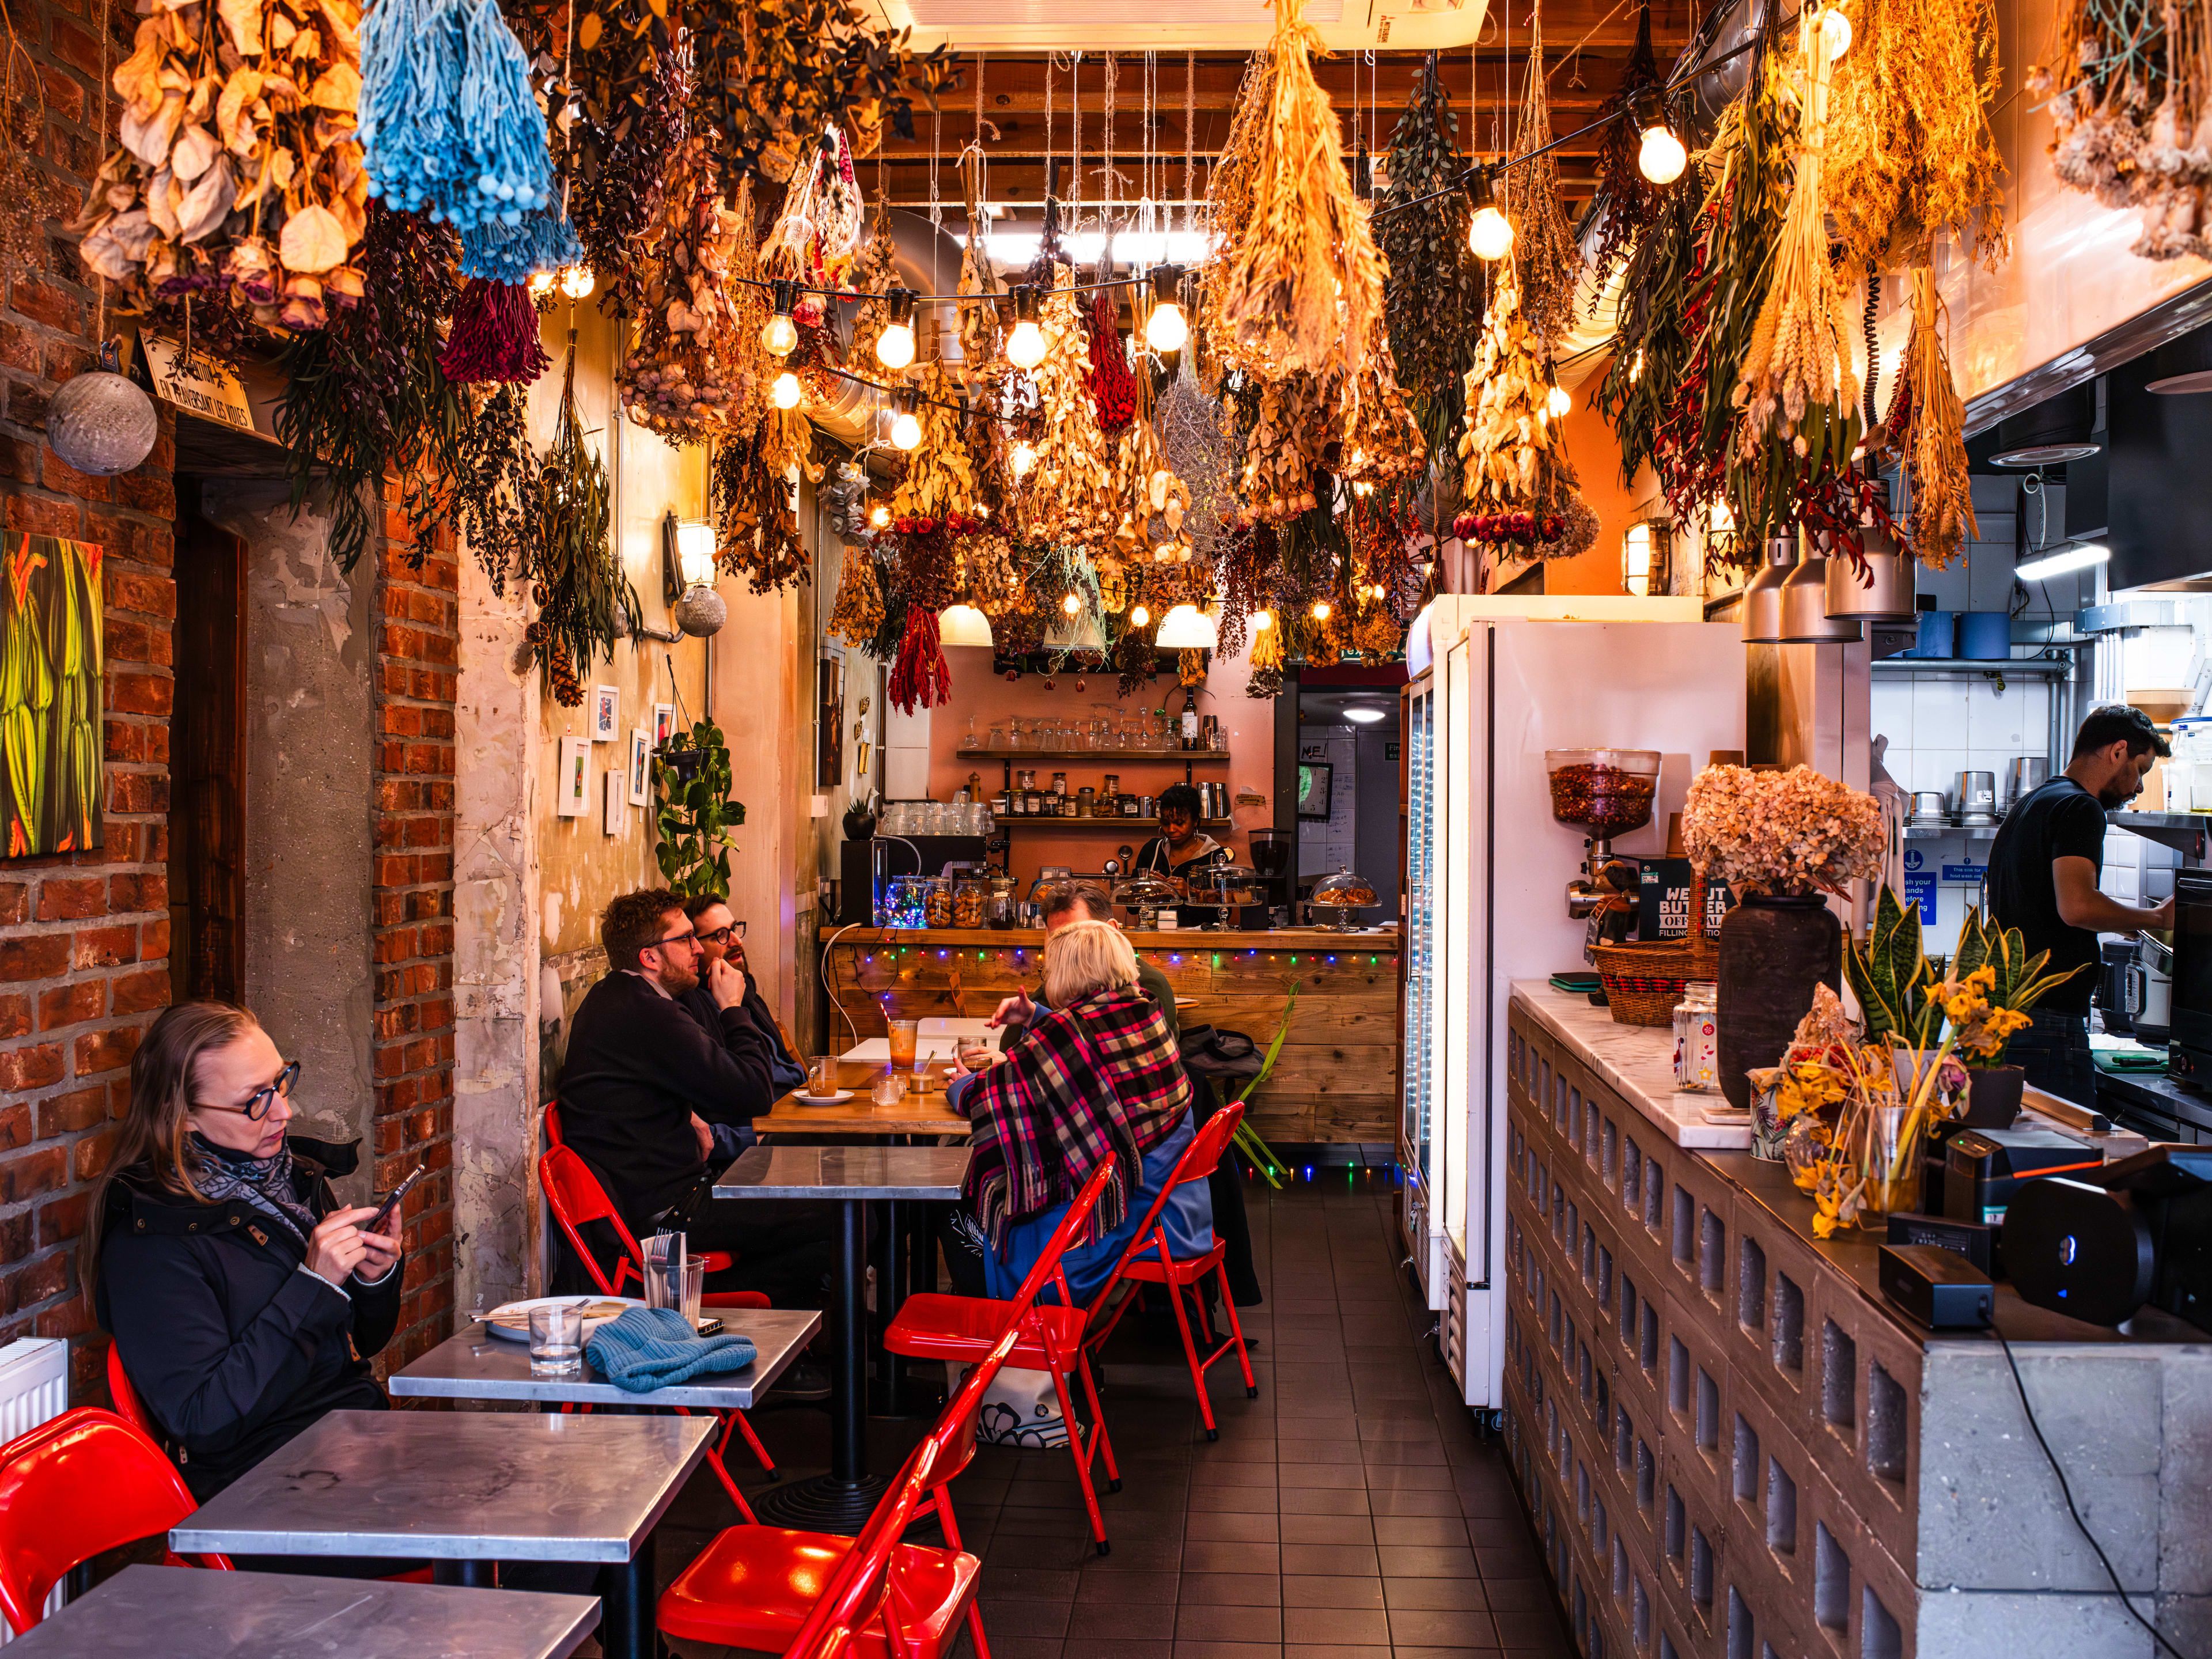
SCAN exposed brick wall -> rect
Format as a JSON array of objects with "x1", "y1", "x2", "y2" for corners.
[
  {"x1": 372, "y1": 494, "x2": 460, "y2": 1370},
  {"x1": 0, "y1": 0, "x2": 177, "y2": 1398}
]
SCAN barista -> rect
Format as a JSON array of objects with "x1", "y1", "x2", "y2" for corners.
[
  {"x1": 1987, "y1": 704, "x2": 2172, "y2": 1103},
  {"x1": 1132, "y1": 783, "x2": 1233, "y2": 885}
]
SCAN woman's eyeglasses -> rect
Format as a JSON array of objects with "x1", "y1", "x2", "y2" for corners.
[
  {"x1": 696, "y1": 922, "x2": 745, "y2": 946},
  {"x1": 197, "y1": 1059, "x2": 302, "y2": 1122}
]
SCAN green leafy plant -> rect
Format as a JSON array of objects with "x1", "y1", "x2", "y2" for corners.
[
  {"x1": 653, "y1": 719, "x2": 745, "y2": 899},
  {"x1": 1229, "y1": 982, "x2": 1300, "y2": 1188},
  {"x1": 1844, "y1": 885, "x2": 1944, "y2": 1050},
  {"x1": 1950, "y1": 906, "x2": 2086, "y2": 1067}
]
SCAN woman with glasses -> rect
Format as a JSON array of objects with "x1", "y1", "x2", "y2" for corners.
[{"x1": 85, "y1": 1002, "x2": 404, "y2": 1517}]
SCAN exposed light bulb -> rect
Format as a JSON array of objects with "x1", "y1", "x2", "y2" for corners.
[
  {"x1": 1010, "y1": 440, "x2": 1037, "y2": 478},
  {"x1": 1312, "y1": 600, "x2": 1332, "y2": 622},
  {"x1": 869, "y1": 504, "x2": 891, "y2": 529},
  {"x1": 876, "y1": 321, "x2": 916, "y2": 370},
  {"x1": 1146, "y1": 301, "x2": 1188, "y2": 353},
  {"x1": 1639, "y1": 124, "x2": 1688, "y2": 185},
  {"x1": 1254, "y1": 609, "x2": 1272, "y2": 631},
  {"x1": 1006, "y1": 320, "x2": 1046, "y2": 370},
  {"x1": 1062, "y1": 592, "x2": 1082, "y2": 615},
  {"x1": 1131, "y1": 604, "x2": 1150, "y2": 627},
  {"x1": 528, "y1": 270, "x2": 555, "y2": 298},
  {"x1": 772, "y1": 371, "x2": 801, "y2": 410},
  {"x1": 1468, "y1": 205, "x2": 1514, "y2": 262},
  {"x1": 1630, "y1": 350, "x2": 1645, "y2": 385},
  {"x1": 1820, "y1": 5, "x2": 1853, "y2": 58},
  {"x1": 1548, "y1": 383, "x2": 1573, "y2": 418},
  {"x1": 760, "y1": 313, "x2": 798, "y2": 357},
  {"x1": 891, "y1": 410, "x2": 923, "y2": 450},
  {"x1": 559, "y1": 264, "x2": 596, "y2": 300}
]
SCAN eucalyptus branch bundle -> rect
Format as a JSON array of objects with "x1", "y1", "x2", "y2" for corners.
[
  {"x1": 1588, "y1": 5, "x2": 1669, "y2": 305},
  {"x1": 1880, "y1": 266, "x2": 1976, "y2": 567},
  {"x1": 1154, "y1": 355, "x2": 1240, "y2": 562},
  {"x1": 1196, "y1": 49, "x2": 1275, "y2": 388},
  {"x1": 554, "y1": 17, "x2": 682, "y2": 294},
  {"x1": 1732, "y1": 16, "x2": 1861, "y2": 517},
  {"x1": 1379, "y1": 52, "x2": 1482, "y2": 461},
  {"x1": 1338, "y1": 336, "x2": 1428, "y2": 489},
  {"x1": 528, "y1": 344, "x2": 624, "y2": 706},
  {"x1": 1507, "y1": 1, "x2": 1582, "y2": 347},
  {"x1": 844, "y1": 199, "x2": 903, "y2": 365},
  {"x1": 711, "y1": 423, "x2": 810, "y2": 594},
  {"x1": 1824, "y1": 0, "x2": 2008, "y2": 271},
  {"x1": 827, "y1": 541, "x2": 884, "y2": 646},
  {"x1": 448, "y1": 384, "x2": 539, "y2": 595},
  {"x1": 1455, "y1": 260, "x2": 1597, "y2": 560},
  {"x1": 1236, "y1": 373, "x2": 1334, "y2": 523},
  {"x1": 1209, "y1": 0, "x2": 1382, "y2": 381},
  {"x1": 888, "y1": 365, "x2": 982, "y2": 524}
]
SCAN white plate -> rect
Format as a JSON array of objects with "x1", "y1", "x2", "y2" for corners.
[
  {"x1": 791, "y1": 1089, "x2": 855, "y2": 1105},
  {"x1": 481, "y1": 1295, "x2": 641, "y2": 1342}
]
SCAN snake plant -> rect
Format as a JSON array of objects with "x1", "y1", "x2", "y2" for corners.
[
  {"x1": 1844, "y1": 884, "x2": 1944, "y2": 1050},
  {"x1": 1950, "y1": 906, "x2": 2086, "y2": 1065}
]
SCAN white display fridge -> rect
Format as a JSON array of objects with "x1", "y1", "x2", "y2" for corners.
[{"x1": 1399, "y1": 597, "x2": 1746, "y2": 1410}]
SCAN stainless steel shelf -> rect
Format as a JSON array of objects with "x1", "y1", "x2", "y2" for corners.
[
  {"x1": 1870, "y1": 656, "x2": 2076, "y2": 676},
  {"x1": 2111, "y1": 810, "x2": 2210, "y2": 857},
  {"x1": 1904, "y1": 824, "x2": 1999, "y2": 840},
  {"x1": 955, "y1": 749, "x2": 1232, "y2": 763}
]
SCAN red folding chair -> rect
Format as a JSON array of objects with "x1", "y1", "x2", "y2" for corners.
[
  {"x1": 0, "y1": 1408, "x2": 232, "y2": 1631},
  {"x1": 1080, "y1": 1101, "x2": 1259, "y2": 1440},
  {"x1": 662, "y1": 1161, "x2": 1122, "y2": 1659},
  {"x1": 544, "y1": 1100, "x2": 566, "y2": 1145},
  {"x1": 538, "y1": 1141, "x2": 778, "y2": 1517}
]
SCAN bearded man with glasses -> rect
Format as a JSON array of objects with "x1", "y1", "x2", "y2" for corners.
[
  {"x1": 558, "y1": 888, "x2": 836, "y2": 1313},
  {"x1": 681, "y1": 893, "x2": 807, "y2": 1106}
]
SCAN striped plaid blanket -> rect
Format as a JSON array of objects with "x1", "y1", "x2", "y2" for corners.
[{"x1": 965, "y1": 986, "x2": 1191, "y2": 1259}]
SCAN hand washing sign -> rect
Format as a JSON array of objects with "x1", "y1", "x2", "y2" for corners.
[
  {"x1": 1902, "y1": 873, "x2": 1937, "y2": 922},
  {"x1": 1941, "y1": 863, "x2": 1988, "y2": 884}
]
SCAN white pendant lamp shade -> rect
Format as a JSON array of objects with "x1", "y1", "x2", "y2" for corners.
[
  {"x1": 939, "y1": 603, "x2": 995, "y2": 647},
  {"x1": 1156, "y1": 603, "x2": 1218, "y2": 650}
]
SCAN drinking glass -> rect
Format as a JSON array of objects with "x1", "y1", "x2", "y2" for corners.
[
  {"x1": 529, "y1": 1303, "x2": 584, "y2": 1377},
  {"x1": 887, "y1": 1019, "x2": 920, "y2": 1068},
  {"x1": 808, "y1": 1055, "x2": 842, "y2": 1096},
  {"x1": 872, "y1": 1071, "x2": 910, "y2": 1107}
]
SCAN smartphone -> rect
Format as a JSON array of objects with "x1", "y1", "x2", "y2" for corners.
[
  {"x1": 360, "y1": 1164, "x2": 427, "y2": 1240},
  {"x1": 696, "y1": 1317, "x2": 725, "y2": 1337}
]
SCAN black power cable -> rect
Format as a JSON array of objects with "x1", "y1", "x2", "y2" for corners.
[{"x1": 1997, "y1": 1330, "x2": 2192, "y2": 1659}]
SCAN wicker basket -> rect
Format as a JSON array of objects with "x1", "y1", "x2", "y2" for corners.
[{"x1": 1593, "y1": 876, "x2": 1721, "y2": 1026}]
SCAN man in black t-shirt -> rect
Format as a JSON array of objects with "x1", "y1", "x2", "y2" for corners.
[{"x1": 1987, "y1": 704, "x2": 2173, "y2": 1103}]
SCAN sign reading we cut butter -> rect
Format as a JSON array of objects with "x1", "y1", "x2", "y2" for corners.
[{"x1": 141, "y1": 335, "x2": 256, "y2": 433}]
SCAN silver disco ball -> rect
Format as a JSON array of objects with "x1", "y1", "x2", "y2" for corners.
[{"x1": 673, "y1": 584, "x2": 726, "y2": 637}]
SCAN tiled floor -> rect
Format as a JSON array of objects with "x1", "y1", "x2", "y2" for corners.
[{"x1": 649, "y1": 1166, "x2": 1567, "y2": 1659}]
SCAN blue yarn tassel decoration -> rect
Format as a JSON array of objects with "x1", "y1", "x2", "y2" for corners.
[
  {"x1": 359, "y1": 0, "x2": 467, "y2": 213},
  {"x1": 454, "y1": 0, "x2": 552, "y2": 229},
  {"x1": 460, "y1": 207, "x2": 582, "y2": 282}
]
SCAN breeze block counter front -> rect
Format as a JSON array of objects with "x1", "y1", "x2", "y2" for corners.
[{"x1": 1502, "y1": 982, "x2": 2212, "y2": 1659}]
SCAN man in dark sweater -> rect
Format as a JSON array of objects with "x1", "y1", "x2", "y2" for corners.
[
  {"x1": 559, "y1": 888, "x2": 835, "y2": 1308},
  {"x1": 681, "y1": 895, "x2": 807, "y2": 1123}
]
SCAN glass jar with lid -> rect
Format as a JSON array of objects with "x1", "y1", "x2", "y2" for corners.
[
  {"x1": 1673, "y1": 982, "x2": 1719, "y2": 1093},
  {"x1": 923, "y1": 877, "x2": 956, "y2": 930},
  {"x1": 986, "y1": 877, "x2": 1018, "y2": 929},
  {"x1": 1309, "y1": 867, "x2": 1380, "y2": 931},
  {"x1": 953, "y1": 874, "x2": 989, "y2": 929}
]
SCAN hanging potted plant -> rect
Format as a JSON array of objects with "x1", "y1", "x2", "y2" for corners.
[
  {"x1": 1948, "y1": 906, "x2": 2087, "y2": 1127},
  {"x1": 1682, "y1": 763, "x2": 1884, "y2": 1109}
]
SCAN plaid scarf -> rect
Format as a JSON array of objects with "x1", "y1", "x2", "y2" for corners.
[
  {"x1": 964, "y1": 986, "x2": 1191, "y2": 1259},
  {"x1": 187, "y1": 1134, "x2": 319, "y2": 1248}
]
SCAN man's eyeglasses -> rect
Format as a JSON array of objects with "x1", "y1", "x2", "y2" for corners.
[
  {"x1": 696, "y1": 922, "x2": 745, "y2": 946},
  {"x1": 196, "y1": 1059, "x2": 301, "y2": 1122},
  {"x1": 651, "y1": 929, "x2": 700, "y2": 953}
]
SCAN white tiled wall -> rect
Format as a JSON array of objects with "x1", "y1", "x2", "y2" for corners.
[{"x1": 1870, "y1": 673, "x2": 2053, "y2": 797}]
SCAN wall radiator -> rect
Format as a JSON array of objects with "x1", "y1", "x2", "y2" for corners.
[{"x1": 0, "y1": 1338, "x2": 70, "y2": 1641}]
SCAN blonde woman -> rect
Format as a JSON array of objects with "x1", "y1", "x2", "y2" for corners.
[
  {"x1": 86, "y1": 1003, "x2": 403, "y2": 1519},
  {"x1": 945, "y1": 920, "x2": 1212, "y2": 1301}
]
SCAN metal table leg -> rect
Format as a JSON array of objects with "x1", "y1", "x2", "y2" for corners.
[
  {"x1": 597, "y1": 1530, "x2": 656, "y2": 1659},
  {"x1": 432, "y1": 1560, "x2": 495, "y2": 1588}
]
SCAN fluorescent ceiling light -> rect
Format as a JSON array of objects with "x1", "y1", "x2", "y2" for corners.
[
  {"x1": 958, "y1": 230, "x2": 1220, "y2": 270},
  {"x1": 1343, "y1": 706, "x2": 1388, "y2": 725},
  {"x1": 2015, "y1": 543, "x2": 2112, "y2": 582}
]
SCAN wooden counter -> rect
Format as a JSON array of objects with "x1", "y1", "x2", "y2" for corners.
[{"x1": 820, "y1": 927, "x2": 1400, "y2": 1145}]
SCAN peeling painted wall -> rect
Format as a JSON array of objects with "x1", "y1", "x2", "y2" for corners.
[{"x1": 203, "y1": 479, "x2": 377, "y2": 1187}]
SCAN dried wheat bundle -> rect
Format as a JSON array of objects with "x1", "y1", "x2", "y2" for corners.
[
  {"x1": 1734, "y1": 14, "x2": 1862, "y2": 458},
  {"x1": 1508, "y1": 2, "x2": 1582, "y2": 347},
  {"x1": 1210, "y1": 0, "x2": 1382, "y2": 382},
  {"x1": 1824, "y1": 0, "x2": 2008, "y2": 271},
  {"x1": 828, "y1": 541, "x2": 885, "y2": 646},
  {"x1": 1198, "y1": 50, "x2": 1276, "y2": 388},
  {"x1": 1881, "y1": 266, "x2": 1976, "y2": 567}
]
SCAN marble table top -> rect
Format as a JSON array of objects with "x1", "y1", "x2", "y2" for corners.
[
  {"x1": 170, "y1": 1410, "x2": 712, "y2": 1563},
  {"x1": 1509, "y1": 981, "x2": 1753, "y2": 1151},
  {"x1": 3, "y1": 1565, "x2": 600, "y2": 1658},
  {"x1": 713, "y1": 1143, "x2": 972, "y2": 1201},
  {"x1": 388, "y1": 1307, "x2": 821, "y2": 1408}
]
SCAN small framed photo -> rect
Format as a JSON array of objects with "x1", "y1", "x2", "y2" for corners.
[
  {"x1": 603, "y1": 770, "x2": 626, "y2": 834},
  {"x1": 652, "y1": 703, "x2": 677, "y2": 749},
  {"x1": 627, "y1": 729, "x2": 652, "y2": 806},
  {"x1": 556, "y1": 736, "x2": 590, "y2": 819},
  {"x1": 590, "y1": 685, "x2": 619, "y2": 742}
]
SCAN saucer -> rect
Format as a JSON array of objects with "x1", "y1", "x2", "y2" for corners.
[{"x1": 793, "y1": 1089, "x2": 855, "y2": 1105}]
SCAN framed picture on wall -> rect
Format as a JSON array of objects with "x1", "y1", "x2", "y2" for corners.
[
  {"x1": 627, "y1": 729, "x2": 652, "y2": 806},
  {"x1": 652, "y1": 703, "x2": 677, "y2": 749},
  {"x1": 590, "y1": 685, "x2": 619, "y2": 741},
  {"x1": 1296, "y1": 762, "x2": 1334, "y2": 821},
  {"x1": 817, "y1": 656, "x2": 844, "y2": 788},
  {"x1": 556, "y1": 736, "x2": 590, "y2": 819},
  {"x1": 603, "y1": 770, "x2": 625, "y2": 834},
  {"x1": 0, "y1": 534, "x2": 103, "y2": 858}
]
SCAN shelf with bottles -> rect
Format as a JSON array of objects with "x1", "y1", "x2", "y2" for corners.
[
  {"x1": 954, "y1": 748, "x2": 1232, "y2": 763},
  {"x1": 996, "y1": 816, "x2": 1237, "y2": 831}
]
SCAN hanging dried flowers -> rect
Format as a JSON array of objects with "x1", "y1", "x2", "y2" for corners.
[
  {"x1": 1208, "y1": 0, "x2": 1382, "y2": 382},
  {"x1": 710, "y1": 423, "x2": 810, "y2": 594},
  {"x1": 527, "y1": 342, "x2": 626, "y2": 706},
  {"x1": 1378, "y1": 51, "x2": 1482, "y2": 464},
  {"x1": 616, "y1": 141, "x2": 751, "y2": 443},
  {"x1": 1154, "y1": 356, "x2": 1240, "y2": 562},
  {"x1": 447, "y1": 382, "x2": 538, "y2": 594},
  {"x1": 1196, "y1": 49, "x2": 1274, "y2": 388},
  {"x1": 1880, "y1": 267, "x2": 1976, "y2": 567},
  {"x1": 1825, "y1": 0, "x2": 2008, "y2": 272},
  {"x1": 531, "y1": 0, "x2": 677, "y2": 290},
  {"x1": 1086, "y1": 286, "x2": 1138, "y2": 435},
  {"x1": 1506, "y1": 1, "x2": 1582, "y2": 349},
  {"x1": 843, "y1": 199, "x2": 903, "y2": 366},
  {"x1": 1455, "y1": 260, "x2": 1597, "y2": 560},
  {"x1": 1732, "y1": 12, "x2": 1863, "y2": 531},
  {"x1": 956, "y1": 146, "x2": 1002, "y2": 385},
  {"x1": 1586, "y1": 5, "x2": 1669, "y2": 305},
  {"x1": 438, "y1": 277, "x2": 550, "y2": 383},
  {"x1": 0, "y1": 17, "x2": 46, "y2": 272},
  {"x1": 1338, "y1": 336, "x2": 1428, "y2": 491},
  {"x1": 1108, "y1": 411, "x2": 1192, "y2": 565},
  {"x1": 827, "y1": 541, "x2": 884, "y2": 646},
  {"x1": 760, "y1": 123, "x2": 866, "y2": 291},
  {"x1": 1009, "y1": 267, "x2": 1118, "y2": 546},
  {"x1": 80, "y1": 0, "x2": 373, "y2": 330},
  {"x1": 1237, "y1": 374, "x2": 1332, "y2": 524},
  {"x1": 888, "y1": 365, "x2": 980, "y2": 524}
]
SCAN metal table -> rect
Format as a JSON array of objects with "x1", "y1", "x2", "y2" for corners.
[
  {"x1": 714, "y1": 1144, "x2": 970, "y2": 1531},
  {"x1": 170, "y1": 1410, "x2": 711, "y2": 1659},
  {"x1": 2, "y1": 1563, "x2": 600, "y2": 1658},
  {"x1": 388, "y1": 1307, "x2": 821, "y2": 1408}
]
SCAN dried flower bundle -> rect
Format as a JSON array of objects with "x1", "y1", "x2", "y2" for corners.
[
  {"x1": 1008, "y1": 267, "x2": 1118, "y2": 546},
  {"x1": 956, "y1": 147, "x2": 1002, "y2": 385},
  {"x1": 1378, "y1": 51, "x2": 1482, "y2": 461},
  {"x1": 1197, "y1": 48, "x2": 1275, "y2": 388},
  {"x1": 1154, "y1": 357, "x2": 1240, "y2": 563},
  {"x1": 1682, "y1": 762, "x2": 1883, "y2": 897},
  {"x1": 1237, "y1": 374, "x2": 1332, "y2": 524},
  {"x1": 1208, "y1": 0, "x2": 1382, "y2": 382},
  {"x1": 1823, "y1": 0, "x2": 2008, "y2": 271},
  {"x1": 1455, "y1": 260, "x2": 1597, "y2": 560},
  {"x1": 616, "y1": 142, "x2": 753, "y2": 444},
  {"x1": 827, "y1": 541, "x2": 884, "y2": 646},
  {"x1": 1587, "y1": 5, "x2": 1669, "y2": 305},
  {"x1": 711, "y1": 422, "x2": 810, "y2": 594},
  {"x1": 0, "y1": 23, "x2": 46, "y2": 272},
  {"x1": 528, "y1": 343, "x2": 624, "y2": 707},
  {"x1": 1507, "y1": 2, "x2": 1582, "y2": 348},
  {"x1": 1086, "y1": 287, "x2": 1138, "y2": 434},
  {"x1": 1880, "y1": 266, "x2": 1976, "y2": 567},
  {"x1": 1338, "y1": 338, "x2": 1428, "y2": 490},
  {"x1": 888, "y1": 366, "x2": 980, "y2": 524}
]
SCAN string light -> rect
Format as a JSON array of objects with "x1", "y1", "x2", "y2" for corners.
[
  {"x1": 1820, "y1": 3, "x2": 1853, "y2": 59},
  {"x1": 1145, "y1": 265, "x2": 1187, "y2": 351},
  {"x1": 1254, "y1": 609, "x2": 1273, "y2": 632},
  {"x1": 890, "y1": 388, "x2": 922, "y2": 451},
  {"x1": 1006, "y1": 285, "x2": 1047, "y2": 369},
  {"x1": 1010, "y1": 440, "x2": 1037, "y2": 478},
  {"x1": 1130, "y1": 603, "x2": 1150, "y2": 626},
  {"x1": 558, "y1": 265, "x2": 595, "y2": 300},
  {"x1": 877, "y1": 289, "x2": 918, "y2": 369},
  {"x1": 1311, "y1": 600, "x2": 1332, "y2": 622},
  {"x1": 1465, "y1": 168, "x2": 1513, "y2": 262},
  {"x1": 528, "y1": 270, "x2": 555, "y2": 298},
  {"x1": 761, "y1": 279, "x2": 799, "y2": 357},
  {"x1": 1062, "y1": 592, "x2": 1082, "y2": 615},
  {"x1": 772, "y1": 371, "x2": 801, "y2": 410},
  {"x1": 1630, "y1": 88, "x2": 1687, "y2": 185},
  {"x1": 869, "y1": 504, "x2": 892, "y2": 529}
]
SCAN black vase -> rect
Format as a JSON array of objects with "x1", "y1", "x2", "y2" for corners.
[
  {"x1": 842, "y1": 804, "x2": 877, "y2": 841},
  {"x1": 1718, "y1": 894, "x2": 1842, "y2": 1111},
  {"x1": 1963, "y1": 1064, "x2": 2025, "y2": 1128}
]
